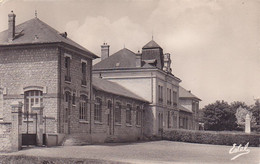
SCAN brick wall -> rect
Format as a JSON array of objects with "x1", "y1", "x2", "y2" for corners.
[
  {"x1": 91, "y1": 89, "x2": 144, "y2": 142},
  {"x1": 0, "y1": 45, "x2": 59, "y2": 133},
  {"x1": 58, "y1": 48, "x2": 92, "y2": 134}
]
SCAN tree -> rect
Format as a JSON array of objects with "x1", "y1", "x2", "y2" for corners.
[
  {"x1": 250, "y1": 100, "x2": 260, "y2": 125},
  {"x1": 235, "y1": 106, "x2": 253, "y2": 126},
  {"x1": 202, "y1": 100, "x2": 237, "y2": 131}
]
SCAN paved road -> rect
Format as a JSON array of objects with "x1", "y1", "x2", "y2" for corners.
[{"x1": 4, "y1": 141, "x2": 260, "y2": 164}]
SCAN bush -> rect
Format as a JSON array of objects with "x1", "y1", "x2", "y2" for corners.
[{"x1": 163, "y1": 129, "x2": 260, "y2": 147}]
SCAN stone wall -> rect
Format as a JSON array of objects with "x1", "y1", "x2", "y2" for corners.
[{"x1": 0, "y1": 122, "x2": 12, "y2": 152}]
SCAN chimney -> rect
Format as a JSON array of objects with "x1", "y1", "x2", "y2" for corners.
[
  {"x1": 101, "y1": 43, "x2": 110, "y2": 60},
  {"x1": 136, "y1": 50, "x2": 142, "y2": 67},
  {"x1": 8, "y1": 11, "x2": 16, "y2": 42},
  {"x1": 163, "y1": 53, "x2": 172, "y2": 73}
]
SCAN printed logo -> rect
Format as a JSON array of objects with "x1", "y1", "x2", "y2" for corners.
[{"x1": 229, "y1": 142, "x2": 250, "y2": 160}]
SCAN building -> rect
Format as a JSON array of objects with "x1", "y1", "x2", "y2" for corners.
[
  {"x1": 0, "y1": 11, "x2": 201, "y2": 150},
  {"x1": 179, "y1": 86, "x2": 201, "y2": 130},
  {"x1": 0, "y1": 12, "x2": 148, "y2": 148},
  {"x1": 93, "y1": 40, "x2": 201, "y2": 136}
]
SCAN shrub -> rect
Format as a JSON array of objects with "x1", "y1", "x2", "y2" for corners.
[{"x1": 163, "y1": 129, "x2": 260, "y2": 147}]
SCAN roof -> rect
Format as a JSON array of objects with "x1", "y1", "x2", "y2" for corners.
[
  {"x1": 179, "y1": 86, "x2": 201, "y2": 101},
  {"x1": 179, "y1": 105, "x2": 193, "y2": 114},
  {"x1": 142, "y1": 40, "x2": 162, "y2": 49},
  {"x1": 94, "y1": 48, "x2": 155, "y2": 69},
  {"x1": 92, "y1": 77, "x2": 148, "y2": 102},
  {"x1": 0, "y1": 17, "x2": 98, "y2": 58}
]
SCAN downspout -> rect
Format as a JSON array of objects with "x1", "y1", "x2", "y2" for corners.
[
  {"x1": 112, "y1": 95, "x2": 115, "y2": 135},
  {"x1": 58, "y1": 47, "x2": 62, "y2": 133},
  {"x1": 89, "y1": 60, "x2": 93, "y2": 134},
  {"x1": 151, "y1": 72, "x2": 153, "y2": 104}
]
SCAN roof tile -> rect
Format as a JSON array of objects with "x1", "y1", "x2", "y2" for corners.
[
  {"x1": 92, "y1": 77, "x2": 148, "y2": 102},
  {"x1": 0, "y1": 18, "x2": 98, "y2": 58},
  {"x1": 179, "y1": 86, "x2": 201, "y2": 101}
]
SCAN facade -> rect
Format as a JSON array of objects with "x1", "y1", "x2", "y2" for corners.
[
  {"x1": 0, "y1": 12, "x2": 201, "y2": 149},
  {"x1": 179, "y1": 86, "x2": 201, "y2": 130},
  {"x1": 0, "y1": 12, "x2": 147, "y2": 145},
  {"x1": 93, "y1": 40, "x2": 201, "y2": 136}
]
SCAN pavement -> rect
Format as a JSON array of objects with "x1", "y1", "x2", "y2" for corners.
[{"x1": 1, "y1": 141, "x2": 260, "y2": 164}]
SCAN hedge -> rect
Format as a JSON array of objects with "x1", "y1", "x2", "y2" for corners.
[{"x1": 163, "y1": 129, "x2": 260, "y2": 147}]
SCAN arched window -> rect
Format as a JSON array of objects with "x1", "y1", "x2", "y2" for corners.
[
  {"x1": 107, "y1": 100, "x2": 112, "y2": 110},
  {"x1": 94, "y1": 97, "x2": 102, "y2": 122},
  {"x1": 136, "y1": 106, "x2": 141, "y2": 126},
  {"x1": 24, "y1": 90, "x2": 43, "y2": 113},
  {"x1": 115, "y1": 102, "x2": 121, "y2": 124},
  {"x1": 126, "y1": 104, "x2": 132, "y2": 124},
  {"x1": 79, "y1": 95, "x2": 88, "y2": 121}
]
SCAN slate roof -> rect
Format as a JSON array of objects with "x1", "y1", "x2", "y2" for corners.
[
  {"x1": 92, "y1": 77, "x2": 148, "y2": 102},
  {"x1": 179, "y1": 105, "x2": 193, "y2": 113},
  {"x1": 142, "y1": 40, "x2": 162, "y2": 49},
  {"x1": 0, "y1": 17, "x2": 98, "y2": 58},
  {"x1": 179, "y1": 86, "x2": 201, "y2": 101},
  {"x1": 93, "y1": 48, "x2": 155, "y2": 69}
]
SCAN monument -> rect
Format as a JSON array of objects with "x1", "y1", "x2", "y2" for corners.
[{"x1": 245, "y1": 113, "x2": 251, "y2": 134}]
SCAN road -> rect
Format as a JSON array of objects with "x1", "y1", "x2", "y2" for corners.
[{"x1": 2, "y1": 141, "x2": 260, "y2": 164}]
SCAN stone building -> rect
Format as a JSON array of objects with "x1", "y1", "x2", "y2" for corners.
[
  {"x1": 179, "y1": 86, "x2": 201, "y2": 130},
  {"x1": 0, "y1": 11, "x2": 201, "y2": 150},
  {"x1": 0, "y1": 12, "x2": 148, "y2": 146},
  {"x1": 93, "y1": 40, "x2": 201, "y2": 136}
]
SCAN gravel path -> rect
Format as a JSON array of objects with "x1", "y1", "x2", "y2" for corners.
[{"x1": 2, "y1": 141, "x2": 259, "y2": 164}]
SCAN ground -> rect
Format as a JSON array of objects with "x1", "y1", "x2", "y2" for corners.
[{"x1": 1, "y1": 141, "x2": 259, "y2": 164}]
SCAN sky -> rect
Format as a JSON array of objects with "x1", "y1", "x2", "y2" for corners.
[{"x1": 0, "y1": 0, "x2": 259, "y2": 108}]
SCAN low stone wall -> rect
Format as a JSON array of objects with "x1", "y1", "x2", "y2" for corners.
[{"x1": 0, "y1": 122, "x2": 12, "y2": 152}]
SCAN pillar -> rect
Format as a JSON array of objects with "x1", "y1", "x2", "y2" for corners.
[
  {"x1": 32, "y1": 104, "x2": 44, "y2": 146},
  {"x1": 10, "y1": 101, "x2": 23, "y2": 151}
]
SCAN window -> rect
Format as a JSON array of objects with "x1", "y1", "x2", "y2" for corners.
[
  {"x1": 126, "y1": 104, "x2": 132, "y2": 125},
  {"x1": 192, "y1": 102, "x2": 196, "y2": 112},
  {"x1": 72, "y1": 93, "x2": 76, "y2": 105},
  {"x1": 158, "y1": 85, "x2": 163, "y2": 103},
  {"x1": 81, "y1": 62, "x2": 87, "y2": 86},
  {"x1": 167, "y1": 88, "x2": 171, "y2": 105},
  {"x1": 179, "y1": 117, "x2": 183, "y2": 127},
  {"x1": 167, "y1": 111, "x2": 170, "y2": 128},
  {"x1": 115, "y1": 102, "x2": 121, "y2": 124},
  {"x1": 158, "y1": 113, "x2": 163, "y2": 132},
  {"x1": 65, "y1": 56, "x2": 71, "y2": 82},
  {"x1": 65, "y1": 91, "x2": 70, "y2": 103},
  {"x1": 24, "y1": 90, "x2": 43, "y2": 113},
  {"x1": 107, "y1": 100, "x2": 112, "y2": 125},
  {"x1": 172, "y1": 91, "x2": 177, "y2": 106},
  {"x1": 79, "y1": 95, "x2": 88, "y2": 120},
  {"x1": 136, "y1": 106, "x2": 141, "y2": 126},
  {"x1": 94, "y1": 97, "x2": 102, "y2": 122},
  {"x1": 107, "y1": 100, "x2": 112, "y2": 110}
]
